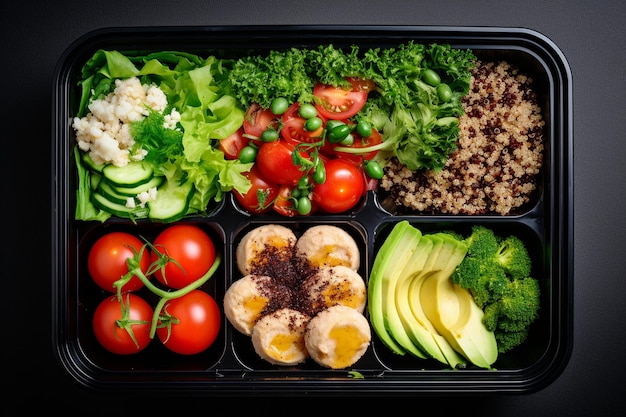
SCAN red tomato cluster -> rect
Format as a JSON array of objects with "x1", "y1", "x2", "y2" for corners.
[
  {"x1": 88, "y1": 225, "x2": 221, "y2": 356},
  {"x1": 223, "y1": 77, "x2": 383, "y2": 216}
]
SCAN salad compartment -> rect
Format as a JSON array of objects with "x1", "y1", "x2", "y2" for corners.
[{"x1": 52, "y1": 25, "x2": 573, "y2": 394}]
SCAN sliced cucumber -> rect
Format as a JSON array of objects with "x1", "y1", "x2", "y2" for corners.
[
  {"x1": 97, "y1": 180, "x2": 135, "y2": 206},
  {"x1": 148, "y1": 179, "x2": 194, "y2": 223},
  {"x1": 89, "y1": 172, "x2": 103, "y2": 190},
  {"x1": 102, "y1": 161, "x2": 154, "y2": 187},
  {"x1": 91, "y1": 191, "x2": 148, "y2": 219},
  {"x1": 81, "y1": 152, "x2": 105, "y2": 172},
  {"x1": 107, "y1": 175, "x2": 164, "y2": 196}
]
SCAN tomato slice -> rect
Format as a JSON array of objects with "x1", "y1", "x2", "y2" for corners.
[
  {"x1": 280, "y1": 102, "x2": 326, "y2": 145},
  {"x1": 273, "y1": 184, "x2": 319, "y2": 217},
  {"x1": 256, "y1": 139, "x2": 310, "y2": 186},
  {"x1": 313, "y1": 77, "x2": 372, "y2": 120},
  {"x1": 243, "y1": 103, "x2": 281, "y2": 140},
  {"x1": 218, "y1": 127, "x2": 249, "y2": 159},
  {"x1": 333, "y1": 127, "x2": 383, "y2": 163},
  {"x1": 233, "y1": 165, "x2": 280, "y2": 214}
]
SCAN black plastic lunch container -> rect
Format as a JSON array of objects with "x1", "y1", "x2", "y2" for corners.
[{"x1": 52, "y1": 25, "x2": 573, "y2": 395}]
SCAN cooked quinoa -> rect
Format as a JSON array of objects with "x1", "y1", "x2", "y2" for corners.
[{"x1": 380, "y1": 60, "x2": 545, "y2": 215}]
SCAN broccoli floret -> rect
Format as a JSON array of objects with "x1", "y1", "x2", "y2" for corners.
[
  {"x1": 482, "y1": 302, "x2": 501, "y2": 332},
  {"x1": 465, "y1": 225, "x2": 499, "y2": 258},
  {"x1": 494, "y1": 235, "x2": 532, "y2": 279},
  {"x1": 451, "y1": 225, "x2": 541, "y2": 353},
  {"x1": 497, "y1": 277, "x2": 541, "y2": 332},
  {"x1": 495, "y1": 329, "x2": 530, "y2": 353}
]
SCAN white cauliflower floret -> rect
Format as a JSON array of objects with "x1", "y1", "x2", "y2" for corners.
[
  {"x1": 164, "y1": 108, "x2": 181, "y2": 130},
  {"x1": 72, "y1": 76, "x2": 170, "y2": 167},
  {"x1": 124, "y1": 187, "x2": 158, "y2": 209}
]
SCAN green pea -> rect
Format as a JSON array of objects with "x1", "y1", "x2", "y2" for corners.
[
  {"x1": 340, "y1": 134, "x2": 354, "y2": 146},
  {"x1": 304, "y1": 116, "x2": 323, "y2": 132},
  {"x1": 312, "y1": 164, "x2": 326, "y2": 184},
  {"x1": 327, "y1": 124, "x2": 351, "y2": 143},
  {"x1": 437, "y1": 83, "x2": 453, "y2": 103},
  {"x1": 298, "y1": 103, "x2": 318, "y2": 119},
  {"x1": 364, "y1": 160, "x2": 384, "y2": 179},
  {"x1": 356, "y1": 120, "x2": 372, "y2": 138},
  {"x1": 270, "y1": 97, "x2": 289, "y2": 115},
  {"x1": 297, "y1": 196, "x2": 312, "y2": 215},
  {"x1": 298, "y1": 175, "x2": 310, "y2": 189},
  {"x1": 421, "y1": 69, "x2": 441, "y2": 87},
  {"x1": 238, "y1": 145, "x2": 258, "y2": 164},
  {"x1": 261, "y1": 128, "x2": 279, "y2": 142},
  {"x1": 325, "y1": 119, "x2": 344, "y2": 131}
]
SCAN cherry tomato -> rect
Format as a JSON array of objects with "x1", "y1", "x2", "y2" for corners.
[
  {"x1": 312, "y1": 158, "x2": 364, "y2": 213},
  {"x1": 88, "y1": 232, "x2": 150, "y2": 293},
  {"x1": 243, "y1": 103, "x2": 281, "y2": 140},
  {"x1": 150, "y1": 224, "x2": 217, "y2": 290},
  {"x1": 333, "y1": 127, "x2": 383, "y2": 164},
  {"x1": 156, "y1": 290, "x2": 221, "y2": 355},
  {"x1": 92, "y1": 293, "x2": 153, "y2": 355},
  {"x1": 272, "y1": 184, "x2": 320, "y2": 217},
  {"x1": 218, "y1": 127, "x2": 249, "y2": 160},
  {"x1": 233, "y1": 165, "x2": 280, "y2": 213},
  {"x1": 313, "y1": 77, "x2": 372, "y2": 119},
  {"x1": 256, "y1": 139, "x2": 310, "y2": 186},
  {"x1": 281, "y1": 102, "x2": 326, "y2": 145}
]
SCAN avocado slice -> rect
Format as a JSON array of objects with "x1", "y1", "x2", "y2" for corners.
[
  {"x1": 420, "y1": 235, "x2": 498, "y2": 369},
  {"x1": 402, "y1": 235, "x2": 467, "y2": 368},
  {"x1": 381, "y1": 228, "x2": 429, "y2": 359},
  {"x1": 368, "y1": 221, "x2": 423, "y2": 355}
]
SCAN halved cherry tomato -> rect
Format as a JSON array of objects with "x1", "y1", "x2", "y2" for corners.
[
  {"x1": 280, "y1": 102, "x2": 326, "y2": 145},
  {"x1": 312, "y1": 158, "x2": 364, "y2": 213},
  {"x1": 313, "y1": 77, "x2": 373, "y2": 120},
  {"x1": 243, "y1": 103, "x2": 281, "y2": 140},
  {"x1": 150, "y1": 224, "x2": 217, "y2": 290},
  {"x1": 333, "y1": 127, "x2": 383, "y2": 163},
  {"x1": 272, "y1": 184, "x2": 299, "y2": 217},
  {"x1": 272, "y1": 184, "x2": 319, "y2": 217},
  {"x1": 218, "y1": 127, "x2": 249, "y2": 160},
  {"x1": 156, "y1": 289, "x2": 221, "y2": 355},
  {"x1": 88, "y1": 231, "x2": 151, "y2": 293},
  {"x1": 256, "y1": 139, "x2": 310, "y2": 186},
  {"x1": 92, "y1": 293, "x2": 153, "y2": 355},
  {"x1": 233, "y1": 165, "x2": 280, "y2": 213}
]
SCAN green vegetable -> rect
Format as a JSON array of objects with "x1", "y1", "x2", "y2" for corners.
[
  {"x1": 327, "y1": 124, "x2": 351, "y2": 143},
  {"x1": 238, "y1": 145, "x2": 258, "y2": 163},
  {"x1": 421, "y1": 69, "x2": 441, "y2": 87},
  {"x1": 304, "y1": 116, "x2": 323, "y2": 131},
  {"x1": 356, "y1": 120, "x2": 372, "y2": 138},
  {"x1": 73, "y1": 49, "x2": 252, "y2": 222},
  {"x1": 261, "y1": 129, "x2": 279, "y2": 142},
  {"x1": 270, "y1": 97, "x2": 289, "y2": 115},
  {"x1": 228, "y1": 42, "x2": 476, "y2": 171},
  {"x1": 298, "y1": 103, "x2": 318, "y2": 119},
  {"x1": 364, "y1": 160, "x2": 384, "y2": 179},
  {"x1": 450, "y1": 226, "x2": 541, "y2": 353}
]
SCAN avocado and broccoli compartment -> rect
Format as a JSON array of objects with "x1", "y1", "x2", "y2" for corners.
[{"x1": 369, "y1": 219, "x2": 549, "y2": 371}]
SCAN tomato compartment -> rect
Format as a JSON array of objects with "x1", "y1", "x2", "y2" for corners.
[
  {"x1": 53, "y1": 25, "x2": 572, "y2": 395},
  {"x1": 72, "y1": 221, "x2": 228, "y2": 373}
]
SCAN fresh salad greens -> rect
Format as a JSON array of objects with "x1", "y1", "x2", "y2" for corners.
[
  {"x1": 74, "y1": 50, "x2": 251, "y2": 222},
  {"x1": 228, "y1": 42, "x2": 476, "y2": 170},
  {"x1": 72, "y1": 42, "x2": 476, "y2": 222}
]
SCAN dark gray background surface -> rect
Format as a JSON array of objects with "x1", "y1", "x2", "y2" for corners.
[{"x1": 5, "y1": 0, "x2": 624, "y2": 414}]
